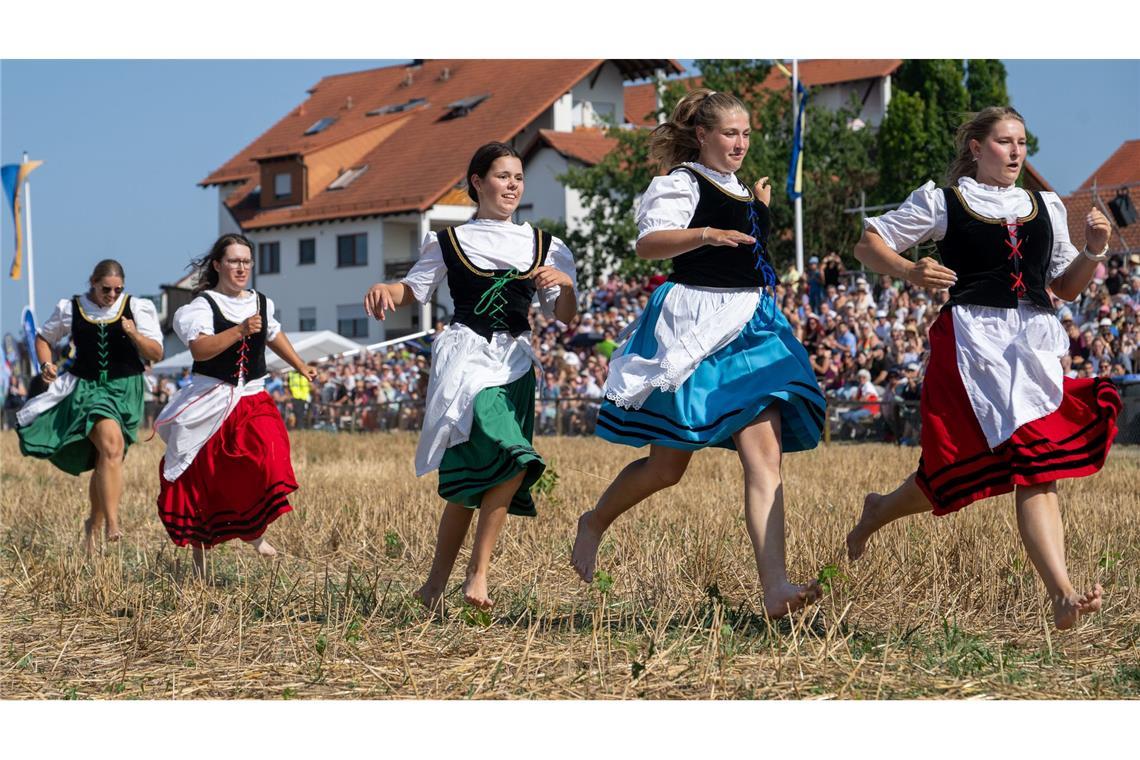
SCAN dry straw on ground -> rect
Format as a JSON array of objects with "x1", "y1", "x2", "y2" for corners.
[{"x1": 1, "y1": 430, "x2": 1138, "y2": 699}]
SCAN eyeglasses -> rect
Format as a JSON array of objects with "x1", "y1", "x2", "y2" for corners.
[{"x1": 222, "y1": 258, "x2": 254, "y2": 270}]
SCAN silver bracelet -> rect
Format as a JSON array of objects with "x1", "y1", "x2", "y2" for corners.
[{"x1": 1081, "y1": 243, "x2": 1109, "y2": 262}]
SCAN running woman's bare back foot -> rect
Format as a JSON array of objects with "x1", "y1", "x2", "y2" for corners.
[
  {"x1": 571, "y1": 511, "x2": 604, "y2": 583},
  {"x1": 846, "y1": 493, "x2": 885, "y2": 561},
  {"x1": 763, "y1": 580, "x2": 824, "y2": 619},
  {"x1": 247, "y1": 536, "x2": 277, "y2": 558},
  {"x1": 415, "y1": 582, "x2": 447, "y2": 616},
  {"x1": 1053, "y1": 584, "x2": 1103, "y2": 630},
  {"x1": 81, "y1": 517, "x2": 98, "y2": 556}
]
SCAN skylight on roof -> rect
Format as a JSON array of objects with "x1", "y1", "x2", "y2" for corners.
[
  {"x1": 304, "y1": 117, "x2": 337, "y2": 135},
  {"x1": 440, "y1": 94, "x2": 490, "y2": 121},
  {"x1": 328, "y1": 165, "x2": 368, "y2": 191},
  {"x1": 366, "y1": 98, "x2": 427, "y2": 117}
]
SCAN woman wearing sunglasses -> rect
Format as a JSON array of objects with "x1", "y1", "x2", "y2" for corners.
[{"x1": 17, "y1": 259, "x2": 164, "y2": 554}]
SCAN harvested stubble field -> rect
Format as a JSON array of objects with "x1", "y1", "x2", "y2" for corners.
[{"x1": 1, "y1": 430, "x2": 1138, "y2": 700}]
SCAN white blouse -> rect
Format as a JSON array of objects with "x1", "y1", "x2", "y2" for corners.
[
  {"x1": 17, "y1": 293, "x2": 163, "y2": 428},
  {"x1": 606, "y1": 163, "x2": 761, "y2": 411},
  {"x1": 156, "y1": 290, "x2": 282, "y2": 483},
  {"x1": 865, "y1": 177, "x2": 1075, "y2": 448},
  {"x1": 39, "y1": 292, "x2": 163, "y2": 345},
  {"x1": 174, "y1": 289, "x2": 281, "y2": 345},
  {"x1": 636, "y1": 161, "x2": 749, "y2": 239},
  {"x1": 399, "y1": 218, "x2": 579, "y2": 476},
  {"x1": 401, "y1": 218, "x2": 578, "y2": 318},
  {"x1": 864, "y1": 176, "x2": 1080, "y2": 283}
]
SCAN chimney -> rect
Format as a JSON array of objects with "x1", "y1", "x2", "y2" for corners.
[
  {"x1": 345, "y1": 96, "x2": 353, "y2": 110},
  {"x1": 401, "y1": 71, "x2": 414, "y2": 87},
  {"x1": 439, "y1": 67, "x2": 451, "y2": 82}
]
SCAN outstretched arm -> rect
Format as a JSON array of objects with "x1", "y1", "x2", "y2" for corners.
[
  {"x1": 267, "y1": 332, "x2": 318, "y2": 381},
  {"x1": 854, "y1": 229, "x2": 957, "y2": 290},
  {"x1": 364, "y1": 282, "x2": 416, "y2": 321}
]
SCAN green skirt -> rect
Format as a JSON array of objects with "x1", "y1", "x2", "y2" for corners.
[
  {"x1": 17, "y1": 374, "x2": 144, "y2": 476},
  {"x1": 437, "y1": 371, "x2": 545, "y2": 517}
]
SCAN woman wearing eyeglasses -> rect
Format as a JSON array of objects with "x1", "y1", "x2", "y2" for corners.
[
  {"x1": 17, "y1": 259, "x2": 164, "y2": 554},
  {"x1": 154, "y1": 233, "x2": 316, "y2": 577}
]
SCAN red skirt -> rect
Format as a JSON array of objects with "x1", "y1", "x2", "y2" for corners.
[
  {"x1": 915, "y1": 310, "x2": 1121, "y2": 515},
  {"x1": 157, "y1": 392, "x2": 297, "y2": 548}
]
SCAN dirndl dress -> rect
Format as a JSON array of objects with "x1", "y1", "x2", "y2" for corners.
[
  {"x1": 155, "y1": 290, "x2": 296, "y2": 547},
  {"x1": 17, "y1": 293, "x2": 158, "y2": 475}
]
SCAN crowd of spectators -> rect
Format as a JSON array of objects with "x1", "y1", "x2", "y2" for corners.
[{"x1": 6, "y1": 251, "x2": 1139, "y2": 444}]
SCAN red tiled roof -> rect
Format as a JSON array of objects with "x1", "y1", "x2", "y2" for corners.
[
  {"x1": 530, "y1": 128, "x2": 618, "y2": 166},
  {"x1": 1063, "y1": 188, "x2": 1140, "y2": 254},
  {"x1": 1077, "y1": 139, "x2": 1140, "y2": 190},
  {"x1": 202, "y1": 59, "x2": 677, "y2": 230},
  {"x1": 624, "y1": 60, "x2": 902, "y2": 126}
]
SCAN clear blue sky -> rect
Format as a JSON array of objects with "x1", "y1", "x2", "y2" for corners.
[{"x1": 3, "y1": 59, "x2": 1138, "y2": 339}]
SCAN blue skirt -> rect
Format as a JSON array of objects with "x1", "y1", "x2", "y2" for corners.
[{"x1": 596, "y1": 283, "x2": 826, "y2": 452}]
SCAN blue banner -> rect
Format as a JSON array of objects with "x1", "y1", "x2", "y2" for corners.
[
  {"x1": 21, "y1": 306, "x2": 39, "y2": 374},
  {"x1": 786, "y1": 82, "x2": 807, "y2": 201}
]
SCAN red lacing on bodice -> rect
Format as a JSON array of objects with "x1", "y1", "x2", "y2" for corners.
[
  {"x1": 1004, "y1": 220, "x2": 1027, "y2": 298},
  {"x1": 235, "y1": 337, "x2": 249, "y2": 383}
]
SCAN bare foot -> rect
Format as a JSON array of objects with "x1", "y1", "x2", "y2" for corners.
[
  {"x1": 1053, "y1": 584, "x2": 1103, "y2": 630},
  {"x1": 81, "y1": 517, "x2": 97, "y2": 556},
  {"x1": 105, "y1": 519, "x2": 123, "y2": 543},
  {"x1": 462, "y1": 571, "x2": 493, "y2": 610},
  {"x1": 247, "y1": 536, "x2": 277, "y2": 558},
  {"x1": 571, "y1": 511, "x2": 604, "y2": 583},
  {"x1": 846, "y1": 493, "x2": 884, "y2": 561},
  {"x1": 415, "y1": 583, "x2": 446, "y2": 616},
  {"x1": 763, "y1": 580, "x2": 824, "y2": 619}
]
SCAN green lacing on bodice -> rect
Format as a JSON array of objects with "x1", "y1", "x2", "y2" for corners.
[
  {"x1": 96, "y1": 322, "x2": 110, "y2": 383},
  {"x1": 472, "y1": 268, "x2": 520, "y2": 331}
]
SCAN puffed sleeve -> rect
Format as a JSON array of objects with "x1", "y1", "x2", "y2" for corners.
[
  {"x1": 173, "y1": 297, "x2": 215, "y2": 346},
  {"x1": 128, "y1": 297, "x2": 164, "y2": 344},
  {"x1": 265, "y1": 296, "x2": 282, "y2": 341},
  {"x1": 863, "y1": 181, "x2": 947, "y2": 252},
  {"x1": 37, "y1": 298, "x2": 73, "y2": 344},
  {"x1": 538, "y1": 236, "x2": 579, "y2": 319},
  {"x1": 400, "y1": 231, "x2": 448, "y2": 305},
  {"x1": 1043, "y1": 192, "x2": 1081, "y2": 283},
  {"x1": 635, "y1": 170, "x2": 700, "y2": 239}
]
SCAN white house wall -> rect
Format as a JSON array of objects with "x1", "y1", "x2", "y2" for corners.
[
  {"x1": 810, "y1": 77, "x2": 891, "y2": 127},
  {"x1": 570, "y1": 62, "x2": 625, "y2": 128},
  {"x1": 518, "y1": 147, "x2": 571, "y2": 226},
  {"x1": 246, "y1": 218, "x2": 393, "y2": 343}
]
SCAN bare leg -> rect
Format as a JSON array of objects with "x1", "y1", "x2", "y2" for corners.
[
  {"x1": 416, "y1": 501, "x2": 474, "y2": 614},
  {"x1": 734, "y1": 407, "x2": 821, "y2": 618},
  {"x1": 846, "y1": 472, "x2": 931, "y2": 561},
  {"x1": 82, "y1": 477, "x2": 102, "y2": 556},
  {"x1": 192, "y1": 545, "x2": 206, "y2": 579},
  {"x1": 571, "y1": 444, "x2": 693, "y2": 582},
  {"x1": 1016, "y1": 482, "x2": 1103, "y2": 630},
  {"x1": 462, "y1": 471, "x2": 526, "y2": 610},
  {"x1": 88, "y1": 418, "x2": 125, "y2": 542}
]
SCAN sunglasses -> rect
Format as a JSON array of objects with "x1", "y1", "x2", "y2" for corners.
[{"x1": 99, "y1": 286, "x2": 124, "y2": 295}]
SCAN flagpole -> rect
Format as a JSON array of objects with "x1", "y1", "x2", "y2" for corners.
[
  {"x1": 21, "y1": 152, "x2": 36, "y2": 320},
  {"x1": 792, "y1": 61, "x2": 804, "y2": 276}
]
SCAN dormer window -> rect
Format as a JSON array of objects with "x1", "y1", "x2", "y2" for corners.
[
  {"x1": 367, "y1": 98, "x2": 427, "y2": 117},
  {"x1": 274, "y1": 172, "x2": 292, "y2": 199},
  {"x1": 440, "y1": 94, "x2": 490, "y2": 121},
  {"x1": 304, "y1": 117, "x2": 337, "y2": 135},
  {"x1": 328, "y1": 165, "x2": 368, "y2": 191}
]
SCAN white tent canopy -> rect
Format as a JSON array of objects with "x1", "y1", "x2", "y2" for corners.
[{"x1": 152, "y1": 330, "x2": 364, "y2": 374}]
